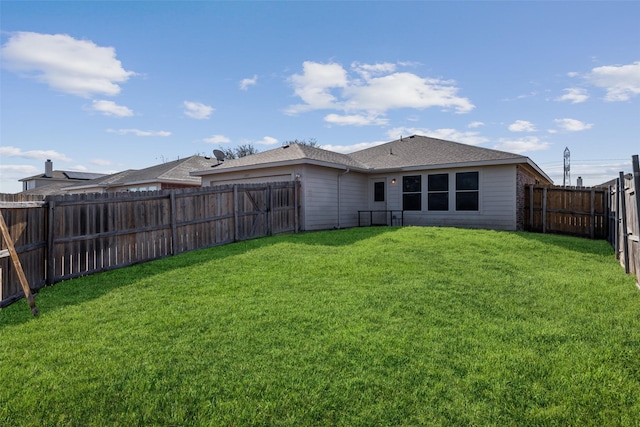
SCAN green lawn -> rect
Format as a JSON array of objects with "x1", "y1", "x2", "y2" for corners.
[{"x1": 1, "y1": 227, "x2": 639, "y2": 426}]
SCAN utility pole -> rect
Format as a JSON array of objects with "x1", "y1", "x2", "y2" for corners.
[{"x1": 563, "y1": 147, "x2": 571, "y2": 187}]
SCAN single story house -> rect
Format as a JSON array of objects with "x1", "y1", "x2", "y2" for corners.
[
  {"x1": 61, "y1": 155, "x2": 219, "y2": 194},
  {"x1": 191, "y1": 135, "x2": 552, "y2": 231},
  {"x1": 19, "y1": 159, "x2": 107, "y2": 195}
]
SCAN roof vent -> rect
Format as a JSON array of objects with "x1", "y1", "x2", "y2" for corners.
[{"x1": 282, "y1": 144, "x2": 290, "y2": 149}]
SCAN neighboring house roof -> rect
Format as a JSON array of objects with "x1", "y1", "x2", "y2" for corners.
[
  {"x1": 63, "y1": 156, "x2": 219, "y2": 191},
  {"x1": 19, "y1": 181, "x2": 77, "y2": 196},
  {"x1": 193, "y1": 135, "x2": 552, "y2": 183},
  {"x1": 193, "y1": 143, "x2": 369, "y2": 176},
  {"x1": 19, "y1": 170, "x2": 107, "y2": 183}
]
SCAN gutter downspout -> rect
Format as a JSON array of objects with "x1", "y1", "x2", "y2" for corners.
[{"x1": 337, "y1": 168, "x2": 350, "y2": 229}]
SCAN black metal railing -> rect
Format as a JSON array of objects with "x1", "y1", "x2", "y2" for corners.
[{"x1": 357, "y1": 210, "x2": 404, "y2": 227}]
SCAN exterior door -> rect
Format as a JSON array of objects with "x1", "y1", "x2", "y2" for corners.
[{"x1": 370, "y1": 178, "x2": 388, "y2": 225}]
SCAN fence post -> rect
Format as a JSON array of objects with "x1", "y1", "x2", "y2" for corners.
[
  {"x1": 268, "y1": 184, "x2": 273, "y2": 236},
  {"x1": 529, "y1": 185, "x2": 534, "y2": 231},
  {"x1": 170, "y1": 191, "x2": 178, "y2": 255},
  {"x1": 614, "y1": 181, "x2": 619, "y2": 257},
  {"x1": 47, "y1": 199, "x2": 55, "y2": 285},
  {"x1": 294, "y1": 181, "x2": 299, "y2": 233},
  {"x1": 542, "y1": 187, "x2": 547, "y2": 233},
  {"x1": 233, "y1": 184, "x2": 239, "y2": 241},
  {"x1": 619, "y1": 172, "x2": 630, "y2": 274},
  {"x1": 590, "y1": 189, "x2": 595, "y2": 239},
  {"x1": 633, "y1": 155, "x2": 640, "y2": 238}
]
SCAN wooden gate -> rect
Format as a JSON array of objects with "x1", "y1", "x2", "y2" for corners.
[{"x1": 524, "y1": 186, "x2": 608, "y2": 239}]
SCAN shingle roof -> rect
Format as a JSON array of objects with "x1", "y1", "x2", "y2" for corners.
[
  {"x1": 349, "y1": 135, "x2": 526, "y2": 170},
  {"x1": 196, "y1": 143, "x2": 368, "y2": 173},
  {"x1": 194, "y1": 136, "x2": 534, "y2": 176},
  {"x1": 19, "y1": 170, "x2": 106, "y2": 182},
  {"x1": 65, "y1": 156, "x2": 218, "y2": 190}
]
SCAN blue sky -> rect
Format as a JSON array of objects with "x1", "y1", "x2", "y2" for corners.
[{"x1": 1, "y1": 1, "x2": 639, "y2": 193}]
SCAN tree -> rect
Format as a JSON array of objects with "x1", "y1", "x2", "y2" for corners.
[
  {"x1": 218, "y1": 144, "x2": 258, "y2": 160},
  {"x1": 283, "y1": 138, "x2": 319, "y2": 147}
]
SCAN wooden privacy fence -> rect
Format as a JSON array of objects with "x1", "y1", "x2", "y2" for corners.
[
  {"x1": 609, "y1": 156, "x2": 640, "y2": 287},
  {"x1": 523, "y1": 185, "x2": 608, "y2": 239},
  {"x1": 0, "y1": 182, "x2": 299, "y2": 307}
]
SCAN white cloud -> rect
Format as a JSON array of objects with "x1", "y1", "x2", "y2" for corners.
[
  {"x1": 468, "y1": 121, "x2": 484, "y2": 128},
  {"x1": 0, "y1": 164, "x2": 40, "y2": 174},
  {"x1": 494, "y1": 137, "x2": 550, "y2": 154},
  {"x1": 508, "y1": 120, "x2": 536, "y2": 132},
  {"x1": 346, "y1": 72, "x2": 474, "y2": 114},
  {"x1": 286, "y1": 61, "x2": 349, "y2": 114},
  {"x1": 286, "y1": 61, "x2": 474, "y2": 120},
  {"x1": 351, "y1": 62, "x2": 397, "y2": 79},
  {"x1": 556, "y1": 88, "x2": 589, "y2": 104},
  {"x1": 239, "y1": 75, "x2": 258, "y2": 90},
  {"x1": 254, "y1": 136, "x2": 278, "y2": 145},
  {"x1": 1, "y1": 31, "x2": 135, "y2": 97},
  {"x1": 90, "y1": 158, "x2": 114, "y2": 166},
  {"x1": 107, "y1": 128, "x2": 172, "y2": 137},
  {"x1": 90, "y1": 100, "x2": 134, "y2": 117},
  {"x1": 0, "y1": 146, "x2": 72, "y2": 161},
  {"x1": 554, "y1": 118, "x2": 593, "y2": 132},
  {"x1": 203, "y1": 134, "x2": 231, "y2": 144},
  {"x1": 386, "y1": 127, "x2": 489, "y2": 146},
  {"x1": 585, "y1": 61, "x2": 640, "y2": 101},
  {"x1": 183, "y1": 101, "x2": 214, "y2": 119},
  {"x1": 321, "y1": 141, "x2": 387, "y2": 154},
  {"x1": 324, "y1": 113, "x2": 388, "y2": 126}
]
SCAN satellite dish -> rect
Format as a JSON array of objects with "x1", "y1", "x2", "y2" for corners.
[{"x1": 213, "y1": 149, "x2": 225, "y2": 163}]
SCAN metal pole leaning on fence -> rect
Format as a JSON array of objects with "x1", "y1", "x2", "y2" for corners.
[
  {"x1": 0, "y1": 211, "x2": 39, "y2": 316},
  {"x1": 633, "y1": 155, "x2": 640, "y2": 240}
]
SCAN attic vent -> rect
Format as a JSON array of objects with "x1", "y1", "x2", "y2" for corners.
[
  {"x1": 409, "y1": 135, "x2": 415, "y2": 138},
  {"x1": 282, "y1": 145, "x2": 290, "y2": 149}
]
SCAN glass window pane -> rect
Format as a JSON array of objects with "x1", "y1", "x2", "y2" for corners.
[
  {"x1": 374, "y1": 181, "x2": 385, "y2": 202},
  {"x1": 456, "y1": 192, "x2": 479, "y2": 211},
  {"x1": 428, "y1": 174, "x2": 448, "y2": 191},
  {"x1": 403, "y1": 193, "x2": 422, "y2": 211},
  {"x1": 428, "y1": 193, "x2": 449, "y2": 211},
  {"x1": 403, "y1": 175, "x2": 421, "y2": 193},
  {"x1": 456, "y1": 172, "x2": 479, "y2": 191}
]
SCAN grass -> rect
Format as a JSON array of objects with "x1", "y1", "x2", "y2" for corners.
[{"x1": 1, "y1": 226, "x2": 639, "y2": 426}]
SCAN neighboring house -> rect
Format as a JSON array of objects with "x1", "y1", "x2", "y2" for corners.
[
  {"x1": 62, "y1": 156, "x2": 219, "y2": 194},
  {"x1": 19, "y1": 159, "x2": 107, "y2": 195},
  {"x1": 192, "y1": 135, "x2": 552, "y2": 231}
]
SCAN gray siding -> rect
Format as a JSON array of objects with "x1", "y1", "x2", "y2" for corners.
[{"x1": 384, "y1": 165, "x2": 518, "y2": 230}]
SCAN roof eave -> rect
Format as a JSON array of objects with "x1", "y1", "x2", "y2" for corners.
[{"x1": 191, "y1": 158, "x2": 368, "y2": 176}]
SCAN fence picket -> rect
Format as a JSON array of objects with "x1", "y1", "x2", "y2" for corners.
[{"x1": 1, "y1": 182, "x2": 300, "y2": 307}]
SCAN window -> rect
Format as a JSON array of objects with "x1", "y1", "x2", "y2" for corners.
[
  {"x1": 374, "y1": 181, "x2": 385, "y2": 202},
  {"x1": 456, "y1": 172, "x2": 479, "y2": 211},
  {"x1": 402, "y1": 175, "x2": 422, "y2": 210},
  {"x1": 428, "y1": 174, "x2": 449, "y2": 211}
]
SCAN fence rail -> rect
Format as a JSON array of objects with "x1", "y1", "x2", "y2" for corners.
[{"x1": 1, "y1": 182, "x2": 299, "y2": 307}]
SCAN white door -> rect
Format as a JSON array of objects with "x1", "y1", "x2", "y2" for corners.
[{"x1": 370, "y1": 178, "x2": 388, "y2": 225}]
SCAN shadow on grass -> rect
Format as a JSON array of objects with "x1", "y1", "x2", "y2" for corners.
[
  {"x1": 514, "y1": 230, "x2": 615, "y2": 257},
  {"x1": 0, "y1": 226, "x2": 399, "y2": 327}
]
